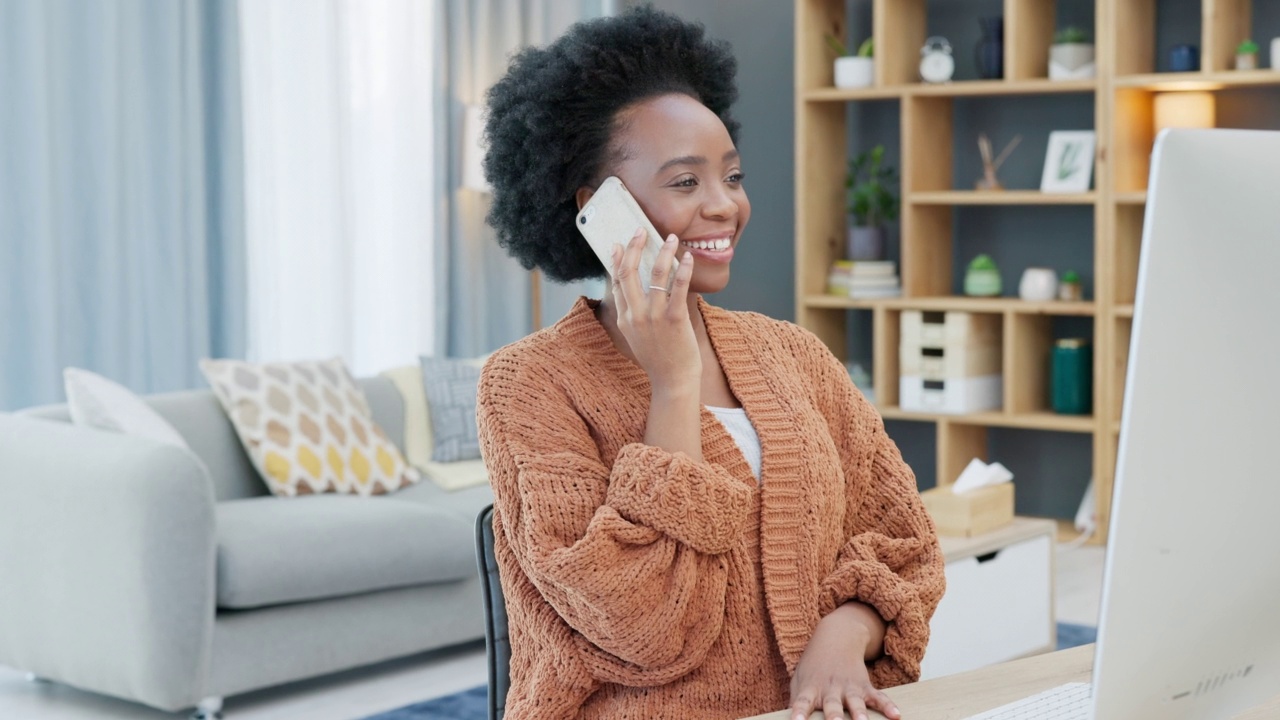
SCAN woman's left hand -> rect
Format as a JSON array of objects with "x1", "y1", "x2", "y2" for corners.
[{"x1": 789, "y1": 605, "x2": 900, "y2": 720}]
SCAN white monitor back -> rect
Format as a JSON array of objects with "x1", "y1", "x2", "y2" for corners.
[{"x1": 1092, "y1": 129, "x2": 1280, "y2": 718}]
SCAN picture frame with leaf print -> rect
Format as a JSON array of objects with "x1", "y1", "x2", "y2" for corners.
[{"x1": 1040, "y1": 130, "x2": 1096, "y2": 193}]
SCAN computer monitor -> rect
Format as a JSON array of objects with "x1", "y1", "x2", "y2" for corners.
[{"x1": 1091, "y1": 129, "x2": 1280, "y2": 718}]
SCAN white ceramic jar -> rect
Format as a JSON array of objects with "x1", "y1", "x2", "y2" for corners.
[{"x1": 1019, "y1": 267, "x2": 1059, "y2": 302}]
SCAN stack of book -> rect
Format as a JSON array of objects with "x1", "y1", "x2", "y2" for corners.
[{"x1": 827, "y1": 260, "x2": 902, "y2": 299}]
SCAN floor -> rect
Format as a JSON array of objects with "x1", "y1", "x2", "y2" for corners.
[{"x1": 0, "y1": 543, "x2": 1106, "y2": 720}]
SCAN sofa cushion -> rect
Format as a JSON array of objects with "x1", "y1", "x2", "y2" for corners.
[
  {"x1": 63, "y1": 368, "x2": 191, "y2": 448},
  {"x1": 216, "y1": 495, "x2": 474, "y2": 609},
  {"x1": 419, "y1": 356, "x2": 482, "y2": 463},
  {"x1": 200, "y1": 358, "x2": 419, "y2": 497},
  {"x1": 389, "y1": 477, "x2": 495, "y2": 524}
]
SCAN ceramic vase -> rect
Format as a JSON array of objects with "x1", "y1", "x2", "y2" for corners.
[
  {"x1": 975, "y1": 17, "x2": 1004, "y2": 80},
  {"x1": 848, "y1": 226, "x2": 885, "y2": 261},
  {"x1": 1019, "y1": 267, "x2": 1058, "y2": 302}
]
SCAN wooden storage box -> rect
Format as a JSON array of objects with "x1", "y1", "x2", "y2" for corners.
[
  {"x1": 900, "y1": 375, "x2": 1003, "y2": 414},
  {"x1": 900, "y1": 343, "x2": 1002, "y2": 380},
  {"x1": 921, "y1": 482, "x2": 1015, "y2": 537},
  {"x1": 901, "y1": 311, "x2": 1001, "y2": 348}
]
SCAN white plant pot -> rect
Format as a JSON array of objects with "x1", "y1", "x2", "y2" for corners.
[
  {"x1": 1237, "y1": 53, "x2": 1258, "y2": 71},
  {"x1": 1272, "y1": 38, "x2": 1280, "y2": 70},
  {"x1": 835, "y1": 57, "x2": 875, "y2": 88},
  {"x1": 1019, "y1": 267, "x2": 1058, "y2": 302},
  {"x1": 1049, "y1": 43, "x2": 1096, "y2": 80}
]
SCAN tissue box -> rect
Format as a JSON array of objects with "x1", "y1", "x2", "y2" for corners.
[{"x1": 921, "y1": 482, "x2": 1015, "y2": 537}]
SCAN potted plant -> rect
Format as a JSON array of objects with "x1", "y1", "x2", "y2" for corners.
[
  {"x1": 845, "y1": 144, "x2": 898, "y2": 261},
  {"x1": 1237, "y1": 39, "x2": 1260, "y2": 70},
  {"x1": 1049, "y1": 27, "x2": 1096, "y2": 80},
  {"x1": 828, "y1": 35, "x2": 875, "y2": 89},
  {"x1": 964, "y1": 254, "x2": 1002, "y2": 297}
]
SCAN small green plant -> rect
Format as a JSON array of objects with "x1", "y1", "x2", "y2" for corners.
[
  {"x1": 1054, "y1": 27, "x2": 1090, "y2": 45},
  {"x1": 1062, "y1": 270, "x2": 1081, "y2": 283},
  {"x1": 1238, "y1": 39, "x2": 1260, "y2": 55},
  {"x1": 826, "y1": 34, "x2": 874, "y2": 57},
  {"x1": 969, "y1": 254, "x2": 998, "y2": 272},
  {"x1": 845, "y1": 144, "x2": 899, "y2": 227}
]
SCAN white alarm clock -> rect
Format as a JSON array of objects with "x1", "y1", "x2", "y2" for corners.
[{"x1": 920, "y1": 37, "x2": 955, "y2": 83}]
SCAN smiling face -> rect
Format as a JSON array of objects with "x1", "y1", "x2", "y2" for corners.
[{"x1": 577, "y1": 93, "x2": 750, "y2": 294}]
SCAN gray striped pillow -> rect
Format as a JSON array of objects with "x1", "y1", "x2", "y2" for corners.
[{"x1": 419, "y1": 356, "x2": 482, "y2": 463}]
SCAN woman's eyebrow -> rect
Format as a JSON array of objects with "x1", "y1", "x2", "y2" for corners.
[
  {"x1": 658, "y1": 155, "x2": 705, "y2": 172},
  {"x1": 658, "y1": 150, "x2": 741, "y2": 173}
]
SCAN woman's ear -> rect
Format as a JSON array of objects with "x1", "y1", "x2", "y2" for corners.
[{"x1": 575, "y1": 186, "x2": 595, "y2": 212}]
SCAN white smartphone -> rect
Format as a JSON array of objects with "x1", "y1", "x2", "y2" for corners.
[{"x1": 575, "y1": 176, "x2": 679, "y2": 291}]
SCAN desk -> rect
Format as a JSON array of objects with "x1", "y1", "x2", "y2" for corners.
[{"x1": 742, "y1": 645, "x2": 1280, "y2": 720}]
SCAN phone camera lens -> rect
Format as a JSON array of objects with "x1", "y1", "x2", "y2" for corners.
[{"x1": 579, "y1": 216, "x2": 587, "y2": 225}]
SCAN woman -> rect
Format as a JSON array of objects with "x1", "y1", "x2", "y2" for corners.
[{"x1": 477, "y1": 8, "x2": 944, "y2": 720}]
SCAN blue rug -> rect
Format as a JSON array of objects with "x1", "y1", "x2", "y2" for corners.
[
  {"x1": 366, "y1": 624, "x2": 1098, "y2": 719},
  {"x1": 365, "y1": 685, "x2": 486, "y2": 720}
]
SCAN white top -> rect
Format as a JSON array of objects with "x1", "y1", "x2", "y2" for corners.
[{"x1": 707, "y1": 406, "x2": 762, "y2": 482}]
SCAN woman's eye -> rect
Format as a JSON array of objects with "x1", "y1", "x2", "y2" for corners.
[
  {"x1": 727, "y1": 172, "x2": 746, "y2": 184},
  {"x1": 672, "y1": 176, "x2": 698, "y2": 188}
]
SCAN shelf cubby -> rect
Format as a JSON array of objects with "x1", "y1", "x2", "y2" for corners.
[{"x1": 1113, "y1": 204, "x2": 1144, "y2": 306}]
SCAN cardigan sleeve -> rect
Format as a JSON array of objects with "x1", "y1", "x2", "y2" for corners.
[
  {"x1": 801, "y1": 332, "x2": 947, "y2": 688},
  {"x1": 477, "y1": 353, "x2": 756, "y2": 688}
]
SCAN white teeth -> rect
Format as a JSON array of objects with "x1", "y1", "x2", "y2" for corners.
[{"x1": 682, "y1": 238, "x2": 731, "y2": 252}]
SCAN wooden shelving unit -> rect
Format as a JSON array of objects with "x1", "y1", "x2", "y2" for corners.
[
  {"x1": 795, "y1": 0, "x2": 1279, "y2": 544},
  {"x1": 908, "y1": 191, "x2": 1097, "y2": 206}
]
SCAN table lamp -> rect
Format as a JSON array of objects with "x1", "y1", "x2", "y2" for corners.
[{"x1": 1153, "y1": 91, "x2": 1216, "y2": 133}]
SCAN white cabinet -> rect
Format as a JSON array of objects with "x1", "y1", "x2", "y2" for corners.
[{"x1": 920, "y1": 518, "x2": 1056, "y2": 680}]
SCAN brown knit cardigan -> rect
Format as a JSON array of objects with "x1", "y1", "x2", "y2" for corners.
[{"x1": 477, "y1": 297, "x2": 945, "y2": 720}]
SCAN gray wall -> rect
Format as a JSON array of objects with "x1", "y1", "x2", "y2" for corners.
[{"x1": 638, "y1": 0, "x2": 1280, "y2": 519}]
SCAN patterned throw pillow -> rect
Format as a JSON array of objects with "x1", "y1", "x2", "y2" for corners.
[
  {"x1": 419, "y1": 356, "x2": 482, "y2": 463},
  {"x1": 200, "y1": 358, "x2": 420, "y2": 497}
]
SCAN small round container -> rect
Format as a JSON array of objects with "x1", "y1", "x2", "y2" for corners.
[{"x1": 1051, "y1": 338, "x2": 1093, "y2": 415}]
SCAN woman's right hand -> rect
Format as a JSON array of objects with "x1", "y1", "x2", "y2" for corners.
[{"x1": 611, "y1": 228, "x2": 700, "y2": 396}]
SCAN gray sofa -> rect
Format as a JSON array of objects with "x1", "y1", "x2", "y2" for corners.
[{"x1": 0, "y1": 377, "x2": 494, "y2": 716}]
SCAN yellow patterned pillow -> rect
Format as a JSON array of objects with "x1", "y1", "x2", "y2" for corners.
[{"x1": 200, "y1": 358, "x2": 420, "y2": 497}]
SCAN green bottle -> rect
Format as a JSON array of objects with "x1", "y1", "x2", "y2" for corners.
[{"x1": 1051, "y1": 339, "x2": 1092, "y2": 415}]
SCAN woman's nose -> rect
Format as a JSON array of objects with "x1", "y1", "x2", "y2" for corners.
[{"x1": 701, "y1": 184, "x2": 738, "y2": 220}]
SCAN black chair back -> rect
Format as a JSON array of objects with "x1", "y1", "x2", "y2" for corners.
[{"x1": 476, "y1": 505, "x2": 509, "y2": 720}]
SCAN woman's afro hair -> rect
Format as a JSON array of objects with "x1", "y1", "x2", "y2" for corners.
[{"x1": 482, "y1": 6, "x2": 739, "y2": 283}]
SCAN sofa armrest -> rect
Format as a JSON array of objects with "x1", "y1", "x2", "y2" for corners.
[{"x1": 0, "y1": 414, "x2": 217, "y2": 711}]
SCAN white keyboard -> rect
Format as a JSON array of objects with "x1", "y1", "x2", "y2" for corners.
[{"x1": 961, "y1": 682, "x2": 1092, "y2": 720}]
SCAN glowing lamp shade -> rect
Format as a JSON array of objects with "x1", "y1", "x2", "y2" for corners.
[{"x1": 1153, "y1": 92, "x2": 1216, "y2": 133}]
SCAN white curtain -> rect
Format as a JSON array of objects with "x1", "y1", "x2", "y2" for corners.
[
  {"x1": 0, "y1": 0, "x2": 245, "y2": 410},
  {"x1": 239, "y1": 0, "x2": 436, "y2": 375},
  {"x1": 435, "y1": 0, "x2": 610, "y2": 357}
]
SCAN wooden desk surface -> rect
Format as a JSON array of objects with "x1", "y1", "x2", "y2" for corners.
[{"x1": 742, "y1": 645, "x2": 1280, "y2": 720}]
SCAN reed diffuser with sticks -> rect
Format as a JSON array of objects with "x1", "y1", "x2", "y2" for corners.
[{"x1": 976, "y1": 133, "x2": 1021, "y2": 190}]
